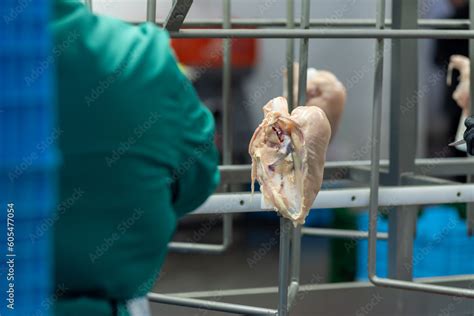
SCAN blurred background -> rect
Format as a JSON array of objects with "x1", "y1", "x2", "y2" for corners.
[
  {"x1": 1, "y1": 0, "x2": 473, "y2": 315},
  {"x1": 88, "y1": 1, "x2": 474, "y2": 315}
]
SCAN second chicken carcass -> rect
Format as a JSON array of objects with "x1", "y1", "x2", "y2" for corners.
[
  {"x1": 284, "y1": 63, "x2": 346, "y2": 134},
  {"x1": 447, "y1": 54, "x2": 470, "y2": 115},
  {"x1": 447, "y1": 55, "x2": 471, "y2": 152}
]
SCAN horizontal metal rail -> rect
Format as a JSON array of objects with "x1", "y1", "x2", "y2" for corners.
[
  {"x1": 302, "y1": 228, "x2": 388, "y2": 240},
  {"x1": 218, "y1": 158, "x2": 474, "y2": 184},
  {"x1": 163, "y1": 275, "x2": 474, "y2": 299},
  {"x1": 168, "y1": 196, "x2": 233, "y2": 254},
  {"x1": 148, "y1": 293, "x2": 277, "y2": 315},
  {"x1": 168, "y1": 241, "x2": 226, "y2": 254},
  {"x1": 370, "y1": 276, "x2": 474, "y2": 298},
  {"x1": 169, "y1": 29, "x2": 474, "y2": 39},
  {"x1": 192, "y1": 184, "x2": 474, "y2": 215},
  {"x1": 148, "y1": 18, "x2": 470, "y2": 29}
]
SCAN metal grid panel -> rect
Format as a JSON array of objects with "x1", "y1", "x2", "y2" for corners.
[{"x1": 88, "y1": 0, "x2": 474, "y2": 314}]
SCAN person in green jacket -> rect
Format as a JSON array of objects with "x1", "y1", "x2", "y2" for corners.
[{"x1": 51, "y1": 1, "x2": 220, "y2": 315}]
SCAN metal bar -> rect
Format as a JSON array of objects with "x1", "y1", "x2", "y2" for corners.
[
  {"x1": 297, "y1": 0, "x2": 310, "y2": 109},
  {"x1": 220, "y1": 0, "x2": 234, "y2": 257},
  {"x1": 286, "y1": 0, "x2": 301, "y2": 313},
  {"x1": 222, "y1": 0, "x2": 232, "y2": 163},
  {"x1": 468, "y1": 176, "x2": 474, "y2": 236},
  {"x1": 349, "y1": 165, "x2": 389, "y2": 184},
  {"x1": 151, "y1": 18, "x2": 470, "y2": 29},
  {"x1": 164, "y1": 0, "x2": 193, "y2": 32},
  {"x1": 365, "y1": 0, "x2": 474, "y2": 300},
  {"x1": 146, "y1": 0, "x2": 156, "y2": 22},
  {"x1": 222, "y1": 0, "x2": 232, "y2": 166},
  {"x1": 287, "y1": 1, "x2": 307, "y2": 311},
  {"x1": 286, "y1": 0, "x2": 295, "y2": 110},
  {"x1": 191, "y1": 184, "x2": 474, "y2": 215},
  {"x1": 148, "y1": 293, "x2": 277, "y2": 315},
  {"x1": 369, "y1": 276, "x2": 474, "y2": 298},
  {"x1": 84, "y1": 0, "x2": 92, "y2": 11},
  {"x1": 165, "y1": 275, "x2": 474, "y2": 299},
  {"x1": 287, "y1": 281, "x2": 299, "y2": 311},
  {"x1": 167, "y1": 0, "x2": 233, "y2": 255},
  {"x1": 368, "y1": 0, "x2": 386, "y2": 283},
  {"x1": 168, "y1": 242, "x2": 226, "y2": 254},
  {"x1": 290, "y1": 226, "x2": 301, "y2": 281},
  {"x1": 401, "y1": 174, "x2": 458, "y2": 186},
  {"x1": 467, "y1": 0, "x2": 474, "y2": 236},
  {"x1": 218, "y1": 158, "x2": 474, "y2": 184},
  {"x1": 302, "y1": 228, "x2": 388, "y2": 240},
  {"x1": 288, "y1": 226, "x2": 300, "y2": 310},
  {"x1": 387, "y1": 0, "x2": 418, "y2": 283},
  {"x1": 169, "y1": 29, "x2": 474, "y2": 39},
  {"x1": 278, "y1": 217, "x2": 291, "y2": 316}
]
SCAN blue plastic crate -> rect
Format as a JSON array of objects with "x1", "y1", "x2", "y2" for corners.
[
  {"x1": 357, "y1": 206, "x2": 474, "y2": 280},
  {"x1": 0, "y1": 0, "x2": 58, "y2": 314}
]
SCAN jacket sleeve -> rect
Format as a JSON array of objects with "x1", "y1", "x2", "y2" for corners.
[
  {"x1": 52, "y1": 0, "x2": 220, "y2": 218},
  {"x1": 168, "y1": 66, "x2": 221, "y2": 217}
]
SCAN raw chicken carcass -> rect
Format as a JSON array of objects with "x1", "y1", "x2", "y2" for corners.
[
  {"x1": 284, "y1": 64, "x2": 346, "y2": 134},
  {"x1": 249, "y1": 97, "x2": 331, "y2": 225},
  {"x1": 447, "y1": 55, "x2": 470, "y2": 115}
]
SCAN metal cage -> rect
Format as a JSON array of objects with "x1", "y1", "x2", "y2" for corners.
[{"x1": 88, "y1": 0, "x2": 474, "y2": 315}]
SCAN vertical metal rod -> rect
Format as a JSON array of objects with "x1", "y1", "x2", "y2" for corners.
[
  {"x1": 147, "y1": 0, "x2": 157, "y2": 22},
  {"x1": 290, "y1": 226, "x2": 301, "y2": 283},
  {"x1": 368, "y1": 0, "x2": 386, "y2": 280},
  {"x1": 222, "y1": 0, "x2": 234, "y2": 249},
  {"x1": 223, "y1": 210, "x2": 233, "y2": 246},
  {"x1": 467, "y1": 0, "x2": 474, "y2": 236},
  {"x1": 287, "y1": 0, "x2": 297, "y2": 284},
  {"x1": 297, "y1": 0, "x2": 311, "y2": 108},
  {"x1": 286, "y1": 0, "x2": 295, "y2": 110},
  {"x1": 287, "y1": 225, "x2": 300, "y2": 311},
  {"x1": 387, "y1": 0, "x2": 418, "y2": 282},
  {"x1": 288, "y1": 1, "x2": 307, "y2": 311},
  {"x1": 85, "y1": 0, "x2": 93, "y2": 11},
  {"x1": 222, "y1": 0, "x2": 232, "y2": 165},
  {"x1": 278, "y1": 217, "x2": 291, "y2": 316}
]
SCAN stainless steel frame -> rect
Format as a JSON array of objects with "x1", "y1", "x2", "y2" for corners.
[
  {"x1": 138, "y1": 0, "x2": 474, "y2": 314},
  {"x1": 167, "y1": 0, "x2": 234, "y2": 255},
  {"x1": 366, "y1": 0, "x2": 474, "y2": 303},
  {"x1": 151, "y1": 18, "x2": 472, "y2": 29}
]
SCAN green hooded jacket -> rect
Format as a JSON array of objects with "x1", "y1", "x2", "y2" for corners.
[{"x1": 51, "y1": 1, "x2": 220, "y2": 314}]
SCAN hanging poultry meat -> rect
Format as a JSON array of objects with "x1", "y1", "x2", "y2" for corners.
[
  {"x1": 447, "y1": 54, "x2": 470, "y2": 115},
  {"x1": 447, "y1": 55, "x2": 471, "y2": 151},
  {"x1": 249, "y1": 67, "x2": 346, "y2": 225}
]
